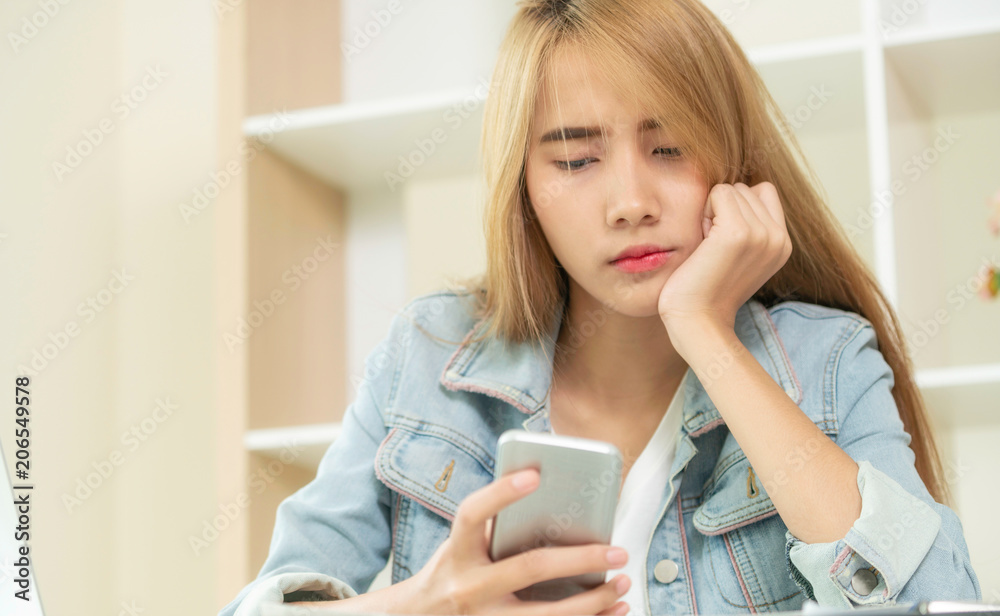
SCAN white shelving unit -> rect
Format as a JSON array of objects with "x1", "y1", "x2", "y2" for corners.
[{"x1": 245, "y1": 0, "x2": 1000, "y2": 598}]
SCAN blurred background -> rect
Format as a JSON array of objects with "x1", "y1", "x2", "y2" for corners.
[{"x1": 1, "y1": 0, "x2": 998, "y2": 614}]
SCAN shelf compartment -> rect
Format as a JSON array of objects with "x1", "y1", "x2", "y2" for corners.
[
  {"x1": 244, "y1": 422, "x2": 341, "y2": 471},
  {"x1": 755, "y1": 48, "x2": 875, "y2": 271},
  {"x1": 886, "y1": 47, "x2": 1000, "y2": 372},
  {"x1": 244, "y1": 85, "x2": 487, "y2": 192},
  {"x1": 921, "y1": 379, "x2": 1000, "y2": 429},
  {"x1": 246, "y1": 451, "x2": 317, "y2": 579},
  {"x1": 702, "y1": 0, "x2": 862, "y2": 49},
  {"x1": 884, "y1": 24, "x2": 1000, "y2": 117}
]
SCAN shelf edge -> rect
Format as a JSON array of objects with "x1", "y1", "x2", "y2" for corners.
[
  {"x1": 748, "y1": 34, "x2": 865, "y2": 66},
  {"x1": 884, "y1": 19, "x2": 1000, "y2": 49},
  {"x1": 242, "y1": 84, "x2": 488, "y2": 137},
  {"x1": 244, "y1": 422, "x2": 343, "y2": 451},
  {"x1": 916, "y1": 364, "x2": 1000, "y2": 389}
]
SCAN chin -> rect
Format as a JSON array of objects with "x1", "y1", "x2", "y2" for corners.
[{"x1": 595, "y1": 285, "x2": 663, "y2": 319}]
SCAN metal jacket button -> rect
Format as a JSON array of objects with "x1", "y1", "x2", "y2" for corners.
[
  {"x1": 653, "y1": 559, "x2": 679, "y2": 583},
  {"x1": 851, "y1": 568, "x2": 878, "y2": 595}
]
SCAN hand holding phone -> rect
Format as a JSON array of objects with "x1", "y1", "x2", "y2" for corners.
[
  {"x1": 489, "y1": 429, "x2": 626, "y2": 601},
  {"x1": 383, "y1": 466, "x2": 631, "y2": 615}
]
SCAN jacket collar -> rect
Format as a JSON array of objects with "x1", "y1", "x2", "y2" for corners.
[{"x1": 439, "y1": 296, "x2": 803, "y2": 437}]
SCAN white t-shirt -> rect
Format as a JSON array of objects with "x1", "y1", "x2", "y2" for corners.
[{"x1": 549, "y1": 371, "x2": 687, "y2": 616}]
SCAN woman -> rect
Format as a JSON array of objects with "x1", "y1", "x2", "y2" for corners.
[{"x1": 220, "y1": 1, "x2": 980, "y2": 614}]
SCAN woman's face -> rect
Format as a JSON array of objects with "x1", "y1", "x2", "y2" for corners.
[{"x1": 525, "y1": 47, "x2": 712, "y2": 318}]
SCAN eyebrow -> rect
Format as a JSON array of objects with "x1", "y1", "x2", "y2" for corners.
[{"x1": 538, "y1": 117, "x2": 663, "y2": 144}]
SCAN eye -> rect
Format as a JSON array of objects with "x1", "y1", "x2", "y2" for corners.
[
  {"x1": 656, "y1": 146, "x2": 683, "y2": 158},
  {"x1": 553, "y1": 147, "x2": 682, "y2": 172},
  {"x1": 554, "y1": 157, "x2": 596, "y2": 171}
]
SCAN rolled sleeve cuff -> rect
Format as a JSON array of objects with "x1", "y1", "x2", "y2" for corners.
[
  {"x1": 233, "y1": 572, "x2": 358, "y2": 616},
  {"x1": 784, "y1": 460, "x2": 941, "y2": 607}
]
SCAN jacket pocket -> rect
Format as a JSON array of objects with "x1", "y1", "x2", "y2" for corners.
[
  {"x1": 693, "y1": 449, "x2": 779, "y2": 536},
  {"x1": 375, "y1": 420, "x2": 494, "y2": 521}
]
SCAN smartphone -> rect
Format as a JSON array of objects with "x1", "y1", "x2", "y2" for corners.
[{"x1": 488, "y1": 429, "x2": 624, "y2": 601}]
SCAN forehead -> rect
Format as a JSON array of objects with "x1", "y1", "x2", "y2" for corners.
[{"x1": 533, "y1": 44, "x2": 651, "y2": 138}]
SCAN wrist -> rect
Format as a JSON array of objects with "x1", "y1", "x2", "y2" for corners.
[
  {"x1": 663, "y1": 314, "x2": 735, "y2": 357},
  {"x1": 308, "y1": 576, "x2": 419, "y2": 614}
]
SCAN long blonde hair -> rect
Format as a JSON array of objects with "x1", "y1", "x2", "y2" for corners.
[{"x1": 441, "y1": 0, "x2": 950, "y2": 505}]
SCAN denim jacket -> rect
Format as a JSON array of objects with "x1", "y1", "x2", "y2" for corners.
[{"x1": 219, "y1": 289, "x2": 981, "y2": 616}]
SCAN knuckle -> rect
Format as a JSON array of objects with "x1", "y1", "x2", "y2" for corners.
[
  {"x1": 453, "y1": 506, "x2": 473, "y2": 529},
  {"x1": 443, "y1": 579, "x2": 473, "y2": 614},
  {"x1": 730, "y1": 226, "x2": 749, "y2": 242},
  {"x1": 454, "y1": 499, "x2": 482, "y2": 527}
]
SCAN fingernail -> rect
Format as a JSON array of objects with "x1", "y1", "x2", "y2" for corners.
[
  {"x1": 607, "y1": 547, "x2": 627, "y2": 567},
  {"x1": 511, "y1": 469, "x2": 538, "y2": 491},
  {"x1": 615, "y1": 575, "x2": 631, "y2": 595},
  {"x1": 614, "y1": 602, "x2": 630, "y2": 616}
]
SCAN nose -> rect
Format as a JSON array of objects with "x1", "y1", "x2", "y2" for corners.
[{"x1": 604, "y1": 144, "x2": 662, "y2": 227}]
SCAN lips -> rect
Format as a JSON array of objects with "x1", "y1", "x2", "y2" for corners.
[{"x1": 610, "y1": 244, "x2": 674, "y2": 263}]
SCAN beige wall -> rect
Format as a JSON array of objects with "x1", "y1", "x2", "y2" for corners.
[
  {"x1": 1, "y1": 1, "x2": 222, "y2": 613},
  {"x1": 404, "y1": 175, "x2": 488, "y2": 298}
]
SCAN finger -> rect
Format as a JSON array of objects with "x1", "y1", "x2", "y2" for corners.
[
  {"x1": 737, "y1": 183, "x2": 790, "y2": 258},
  {"x1": 704, "y1": 183, "x2": 740, "y2": 238},
  {"x1": 485, "y1": 543, "x2": 627, "y2": 596},
  {"x1": 519, "y1": 574, "x2": 630, "y2": 616},
  {"x1": 702, "y1": 188, "x2": 716, "y2": 238},
  {"x1": 597, "y1": 600, "x2": 630, "y2": 616},
  {"x1": 450, "y1": 468, "x2": 540, "y2": 555},
  {"x1": 731, "y1": 182, "x2": 766, "y2": 231},
  {"x1": 750, "y1": 181, "x2": 787, "y2": 232},
  {"x1": 739, "y1": 181, "x2": 775, "y2": 226},
  {"x1": 706, "y1": 183, "x2": 751, "y2": 239}
]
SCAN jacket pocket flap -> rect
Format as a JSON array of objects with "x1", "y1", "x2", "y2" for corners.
[
  {"x1": 693, "y1": 452, "x2": 778, "y2": 536},
  {"x1": 375, "y1": 423, "x2": 494, "y2": 521}
]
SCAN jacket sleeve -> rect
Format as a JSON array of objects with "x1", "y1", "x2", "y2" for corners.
[
  {"x1": 783, "y1": 321, "x2": 981, "y2": 606},
  {"x1": 217, "y1": 314, "x2": 408, "y2": 616}
]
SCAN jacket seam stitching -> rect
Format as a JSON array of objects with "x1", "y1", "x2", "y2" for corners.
[
  {"x1": 707, "y1": 533, "x2": 750, "y2": 608},
  {"x1": 750, "y1": 305, "x2": 797, "y2": 400},
  {"x1": 828, "y1": 320, "x2": 870, "y2": 432},
  {"x1": 724, "y1": 533, "x2": 756, "y2": 611},
  {"x1": 387, "y1": 417, "x2": 494, "y2": 471},
  {"x1": 677, "y1": 504, "x2": 699, "y2": 615}
]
